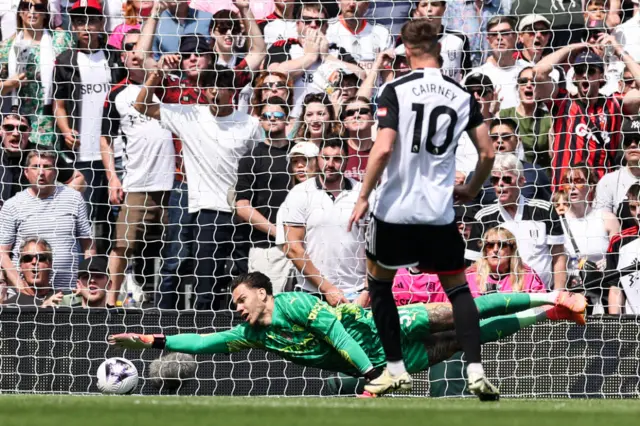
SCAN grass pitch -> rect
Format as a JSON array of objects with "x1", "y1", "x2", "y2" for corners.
[{"x1": 1, "y1": 395, "x2": 639, "y2": 426}]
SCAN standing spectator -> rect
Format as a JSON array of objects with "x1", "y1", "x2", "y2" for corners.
[
  {"x1": 0, "y1": 151, "x2": 95, "y2": 291},
  {"x1": 516, "y1": 14, "x2": 552, "y2": 64},
  {"x1": 365, "y1": 0, "x2": 411, "y2": 37},
  {"x1": 498, "y1": 66, "x2": 552, "y2": 170},
  {"x1": 342, "y1": 96, "x2": 374, "y2": 181},
  {"x1": 618, "y1": 65, "x2": 639, "y2": 97},
  {"x1": 471, "y1": 119, "x2": 552, "y2": 205},
  {"x1": 234, "y1": 97, "x2": 292, "y2": 294},
  {"x1": 279, "y1": 138, "x2": 369, "y2": 306},
  {"x1": 535, "y1": 36, "x2": 640, "y2": 187},
  {"x1": 613, "y1": 2, "x2": 640, "y2": 61},
  {"x1": 408, "y1": 0, "x2": 472, "y2": 81},
  {"x1": 241, "y1": 70, "x2": 293, "y2": 119},
  {"x1": 295, "y1": 92, "x2": 340, "y2": 144},
  {"x1": 579, "y1": 18, "x2": 625, "y2": 96},
  {"x1": 107, "y1": 0, "x2": 153, "y2": 50},
  {"x1": 594, "y1": 117, "x2": 640, "y2": 228},
  {"x1": 0, "y1": 237, "x2": 62, "y2": 306},
  {"x1": 552, "y1": 189, "x2": 569, "y2": 216},
  {"x1": 262, "y1": 0, "x2": 297, "y2": 43},
  {"x1": 326, "y1": 0, "x2": 394, "y2": 73},
  {"x1": 472, "y1": 153, "x2": 566, "y2": 290},
  {"x1": 53, "y1": 0, "x2": 124, "y2": 252},
  {"x1": 0, "y1": 0, "x2": 72, "y2": 146},
  {"x1": 265, "y1": 2, "x2": 363, "y2": 119},
  {"x1": 134, "y1": 65, "x2": 262, "y2": 311},
  {"x1": 286, "y1": 140, "x2": 319, "y2": 186},
  {"x1": 467, "y1": 15, "x2": 531, "y2": 109},
  {"x1": 101, "y1": 30, "x2": 175, "y2": 307},
  {"x1": 60, "y1": 256, "x2": 111, "y2": 308}
]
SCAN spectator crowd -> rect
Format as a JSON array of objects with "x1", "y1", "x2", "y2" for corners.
[{"x1": 1, "y1": 0, "x2": 640, "y2": 316}]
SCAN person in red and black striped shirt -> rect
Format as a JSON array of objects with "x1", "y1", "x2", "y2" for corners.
[{"x1": 534, "y1": 36, "x2": 640, "y2": 188}]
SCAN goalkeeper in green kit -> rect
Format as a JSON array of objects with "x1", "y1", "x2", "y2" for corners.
[{"x1": 109, "y1": 272, "x2": 587, "y2": 395}]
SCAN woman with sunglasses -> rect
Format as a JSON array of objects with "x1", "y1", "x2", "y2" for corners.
[
  {"x1": 240, "y1": 71, "x2": 293, "y2": 123},
  {"x1": 0, "y1": 0, "x2": 72, "y2": 148},
  {"x1": 467, "y1": 227, "x2": 546, "y2": 295},
  {"x1": 107, "y1": 0, "x2": 153, "y2": 50},
  {"x1": 294, "y1": 92, "x2": 340, "y2": 144},
  {"x1": 341, "y1": 96, "x2": 374, "y2": 181}
]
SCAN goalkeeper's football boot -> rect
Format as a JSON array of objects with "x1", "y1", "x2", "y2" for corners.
[
  {"x1": 554, "y1": 292, "x2": 587, "y2": 314},
  {"x1": 364, "y1": 368, "x2": 412, "y2": 396},
  {"x1": 544, "y1": 305, "x2": 587, "y2": 326},
  {"x1": 467, "y1": 372, "x2": 500, "y2": 402}
]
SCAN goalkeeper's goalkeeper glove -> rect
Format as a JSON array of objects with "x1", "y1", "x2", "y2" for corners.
[{"x1": 108, "y1": 333, "x2": 166, "y2": 350}]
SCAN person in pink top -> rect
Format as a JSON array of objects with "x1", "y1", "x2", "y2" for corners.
[
  {"x1": 466, "y1": 226, "x2": 547, "y2": 295},
  {"x1": 107, "y1": 0, "x2": 153, "y2": 49}
]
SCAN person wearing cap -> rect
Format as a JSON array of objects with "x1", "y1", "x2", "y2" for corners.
[
  {"x1": 517, "y1": 14, "x2": 552, "y2": 64},
  {"x1": 134, "y1": 63, "x2": 262, "y2": 311},
  {"x1": 100, "y1": 30, "x2": 175, "y2": 307},
  {"x1": 579, "y1": 18, "x2": 626, "y2": 96},
  {"x1": 59, "y1": 256, "x2": 112, "y2": 308},
  {"x1": 233, "y1": 96, "x2": 293, "y2": 294},
  {"x1": 594, "y1": 117, "x2": 640, "y2": 230},
  {"x1": 534, "y1": 35, "x2": 640, "y2": 188},
  {"x1": 409, "y1": 0, "x2": 472, "y2": 81},
  {"x1": 287, "y1": 141, "x2": 319, "y2": 186},
  {"x1": 467, "y1": 15, "x2": 532, "y2": 109}
]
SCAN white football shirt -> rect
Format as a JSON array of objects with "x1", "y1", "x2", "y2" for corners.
[
  {"x1": 373, "y1": 68, "x2": 484, "y2": 225},
  {"x1": 326, "y1": 17, "x2": 394, "y2": 72}
]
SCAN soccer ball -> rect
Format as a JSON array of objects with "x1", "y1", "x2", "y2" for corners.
[{"x1": 96, "y1": 357, "x2": 139, "y2": 394}]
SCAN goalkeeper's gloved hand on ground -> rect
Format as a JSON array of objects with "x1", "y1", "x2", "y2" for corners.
[{"x1": 108, "y1": 333, "x2": 166, "y2": 350}]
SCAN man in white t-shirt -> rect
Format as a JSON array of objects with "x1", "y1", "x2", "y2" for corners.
[
  {"x1": 100, "y1": 31, "x2": 175, "y2": 306},
  {"x1": 613, "y1": 4, "x2": 640, "y2": 61},
  {"x1": 134, "y1": 64, "x2": 262, "y2": 310},
  {"x1": 279, "y1": 138, "x2": 369, "y2": 307},
  {"x1": 266, "y1": 2, "x2": 364, "y2": 118},
  {"x1": 466, "y1": 15, "x2": 531, "y2": 109},
  {"x1": 325, "y1": 0, "x2": 394, "y2": 73},
  {"x1": 262, "y1": 0, "x2": 297, "y2": 45}
]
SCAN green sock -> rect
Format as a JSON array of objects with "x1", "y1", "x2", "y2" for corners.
[
  {"x1": 479, "y1": 308, "x2": 548, "y2": 344},
  {"x1": 474, "y1": 293, "x2": 532, "y2": 319}
]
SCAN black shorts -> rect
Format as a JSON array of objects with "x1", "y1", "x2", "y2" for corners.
[{"x1": 365, "y1": 215, "x2": 466, "y2": 274}]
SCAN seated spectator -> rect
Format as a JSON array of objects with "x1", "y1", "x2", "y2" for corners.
[
  {"x1": 472, "y1": 153, "x2": 566, "y2": 290},
  {"x1": 60, "y1": 256, "x2": 111, "y2": 308},
  {"x1": 287, "y1": 141, "x2": 319, "y2": 187},
  {"x1": 594, "y1": 117, "x2": 640, "y2": 229},
  {"x1": 499, "y1": 67, "x2": 552, "y2": 170},
  {"x1": 408, "y1": 0, "x2": 471, "y2": 81},
  {"x1": 279, "y1": 138, "x2": 369, "y2": 307},
  {"x1": 0, "y1": 112, "x2": 84, "y2": 205},
  {"x1": 235, "y1": 96, "x2": 293, "y2": 294},
  {"x1": 0, "y1": 151, "x2": 94, "y2": 291},
  {"x1": 471, "y1": 119, "x2": 551, "y2": 205},
  {"x1": 466, "y1": 15, "x2": 531, "y2": 109},
  {"x1": 294, "y1": 92, "x2": 340, "y2": 145},
  {"x1": 265, "y1": 2, "x2": 362, "y2": 119},
  {"x1": 326, "y1": 0, "x2": 394, "y2": 72},
  {"x1": 341, "y1": 96, "x2": 374, "y2": 181},
  {"x1": 107, "y1": 0, "x2": 152, "y2": 50},
  {"x1": 1, "y1": 237, "x2": 61, "y2": 307},
  {"x1": 467, "y1": 226, "x2": 546, "y2": 295},
  {"x1": 534, "y1": 35, "x2": 640, "y2": 187},
  {"x1": 0, "y1": 0, "x2": 72, "y2": 147}
]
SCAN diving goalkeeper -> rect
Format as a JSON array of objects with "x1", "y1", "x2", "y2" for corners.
[{"x1": 109, "y1": 272, "x2": 586, "y2": 394}]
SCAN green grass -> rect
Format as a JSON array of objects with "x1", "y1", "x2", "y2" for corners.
[{"x1": 1, "y1": 395, "x2": 639, "y2": 426}]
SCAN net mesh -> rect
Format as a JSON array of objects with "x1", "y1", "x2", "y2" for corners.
[{"x1": 0, "y1": 0, "x2": 639, "y2": 396}]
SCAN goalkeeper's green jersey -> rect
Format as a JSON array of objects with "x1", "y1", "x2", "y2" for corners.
[{"x1": 165, "y1": 292, "x2": 432, "y2": 377}]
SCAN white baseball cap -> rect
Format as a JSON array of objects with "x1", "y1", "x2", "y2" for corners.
[
  {"x1": 518, "y1": 14, "x2": 551, "y2": 32},
  {"x1": 288, "y1": 142, "x2": 319, "y2": 159}
]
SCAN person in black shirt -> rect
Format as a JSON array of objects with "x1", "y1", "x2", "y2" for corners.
[{"x1": 234, "y1": 96, "x2": 293, "y2": 293}]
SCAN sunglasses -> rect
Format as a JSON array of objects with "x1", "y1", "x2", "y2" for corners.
[
  {"x1": 490, "y1": 175, "x2": 514, "y2": 186},
  {"x1": 468, "y1": 87, "x2": 494, "y2": 98},
  {"x1": 487, "y1": 30, "x2": 515, "y2": 38},
  {"x1": 573, "y1": 65, "x2": 600, "y2": 77},
  {"x1": 18, "y1": 1, "x2": 47, "y2": 12},
  {"x1": 523, "y1": 27, "x2": 550, "y2": 36},
  {"x1": 260, "y1": 81, "x2": 287, "y2": 90},
  {"x1": 623, "y1": 77, "x2": 636, "y2": 87},
  {"x1": 20, "y1": 253, "x2": 52, "y2": 264},
  {"x1": 484, "y1": 241, "x2": 515, "y2": 251},
  {"x1": 623, "y1": 137, "x2": 640, "y2": 148},
  {"x1": 123, "y1": 42, "x2": 136, "y2": 52},
  {"x1": 300, "y1": 16, "x2": 326, "y2": 27},
  {"x1": 517, "y1": 77, "x2": 534, "y2": 85},
  {"x1": 261, "y1": 111, "x2": 286, "y2": 120},
  {"x1": 214, "y1": 23, "x2": 242, "y2": 35},
  {"x1": 561, "y1": 177, "x2": 587, "y2": 191},
  {"x1": 79, "y1": 272, "x2": 107, "y2": 281},
  {"x1": 2, "y1": 124, "x2": 29, "y2": 132},
  {"x1": 71, "y1": 15, "x2": 103, "y2": 26},
  {"x1": 343, "y1": 108, "x2": 371, "y2": 118},
  {"x1": 490, "y1": 133, "x2": 515, "y2": 141}
]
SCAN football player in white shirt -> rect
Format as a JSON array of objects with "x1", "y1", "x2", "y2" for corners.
[
  {"x1": 348, "y1": 20, "x2": 498, "y2": 399},
  {"x1": 326, "y1": 0, "x2": 394, "y2": 72}
]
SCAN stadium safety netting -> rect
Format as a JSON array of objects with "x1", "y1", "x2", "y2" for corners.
[{"x1": 1, "y1": 0, "x2": 640, "y2": 397}]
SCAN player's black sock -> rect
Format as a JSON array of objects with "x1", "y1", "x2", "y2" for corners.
[
  {"x1": 367, "y1": 274, "x2": 403, "y2": 362},
  {"x1": 445, "y1": 283, "x2": 482, "y2": 364}
]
